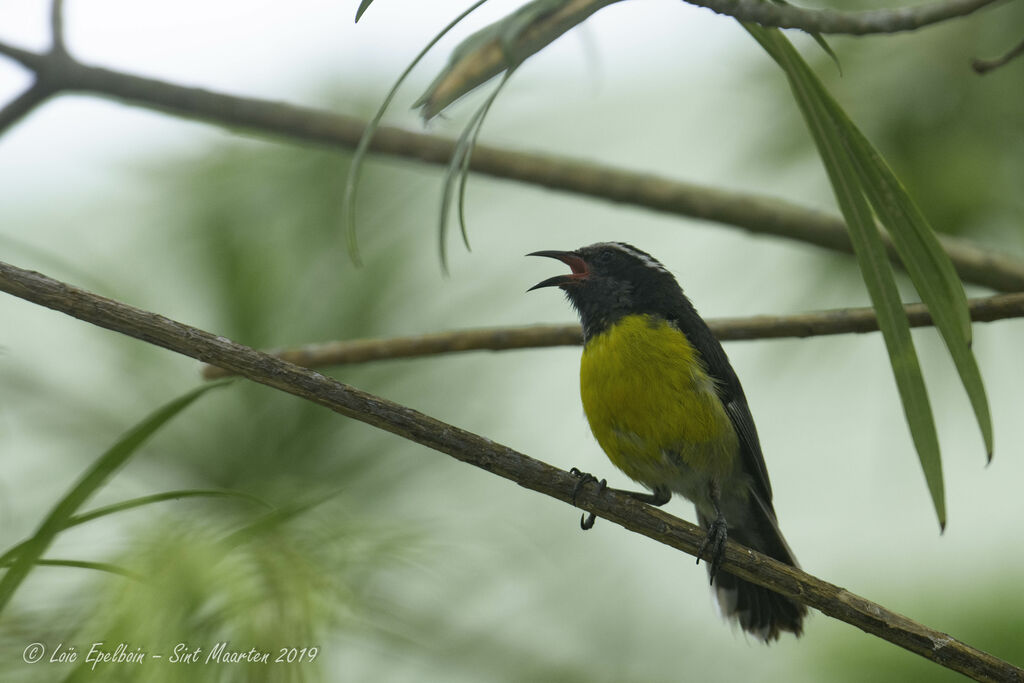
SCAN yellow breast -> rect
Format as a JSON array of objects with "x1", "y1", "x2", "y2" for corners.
[{"x1": 580, "y1": 314, "x2": 738, "y2": 488}]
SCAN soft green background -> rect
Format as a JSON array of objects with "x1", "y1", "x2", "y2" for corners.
[{"x1": 1, "y1": 1, "x2": 1022, "y2": 681}]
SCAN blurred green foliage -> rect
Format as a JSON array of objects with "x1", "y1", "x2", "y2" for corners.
[
  {"x1": 0, "y1": 137, "x2": 466, "y2": 681},
  {"x1": 0, "y1": 119, "x2": 617, "y2": 682}
]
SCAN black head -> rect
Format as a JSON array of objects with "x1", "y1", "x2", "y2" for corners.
[{"x1": 528, "y1": 242, "x2": 687, "y2": 340}]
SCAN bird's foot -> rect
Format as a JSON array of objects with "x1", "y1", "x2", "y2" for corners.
[
  {"x1": 696, "y1": 513, "x2": 728, "y2": 585},
  {"x1": 569, "y1": 467, "x2": 606, "y2": 530}
]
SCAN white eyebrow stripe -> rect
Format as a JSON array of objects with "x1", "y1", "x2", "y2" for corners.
[{"x1": 602, "y1": 242, "x2": 671, "y2": 274}]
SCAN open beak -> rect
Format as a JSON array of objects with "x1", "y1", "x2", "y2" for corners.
[{"x1": 527, "y1": 250, "x2": 588, "y2": 291}]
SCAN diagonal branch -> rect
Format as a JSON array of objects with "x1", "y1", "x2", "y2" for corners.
[
  {"x1": 0, "y1": 39, "x2": 45, "y2": 67},
  {"x1": 199, "y1": 291, "x2": 1024, "y2": 378},
  {"x1": 689, "y1": 0, "x2": 1003, "y2": 34},
  {"x1": 0, "y1": 41, "x2": 1021, "y2": 291},
  {"x1": 1, "y1": 259, "x2": 1022, "y2": 682}
]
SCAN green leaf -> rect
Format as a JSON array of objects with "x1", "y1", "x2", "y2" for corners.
[
  {"x1": 838, "y1": 121, "x2": 992, "y2": 460},
  {"x1": 770, "y1": 0, "x2": 841, "y2": 74},
  {"x1": 439, "y1": 71, "x2": 513, "y2": 270},
  {"x1": 745, "y1": 25, "x2": 949, "y2": 526},
  {"x1": 342, "y1": 0, "x2": 493, "y2": 265},
  {"x1": 354, "y1": 0, "x2": 376, "y2": 23},
  {"x1": 0, "y1": 489, "x2": 269, "y2": 568},
  {"x1": 9, "y1": 558, "x2": 144, "y2": 581},
  {"x1": 0, "y1": 381, "x2": 229, "y2": 614},
  {"x1": 70, "y1": 488, "x2": 271, "y2": 526},
  {"x1": 415, "y1": 0, "x2": 617, "y2": 120},
  {"x1": 751, "y1": 24, "x2": 991, "y2": 473}
]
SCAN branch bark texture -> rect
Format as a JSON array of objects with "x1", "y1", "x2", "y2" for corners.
[
  {"x1": 200, "y1": 292, "x2": 1024, "y2": 378},
  {"x1": 1, "y1": 259, "x2": 1022, "y2": 682},
  {"x1": 0, "y1": 43, "x2": 1022, "y2": 291},
  {"x1": 691, "y1": 0, "x2": 1002, "y2": 34}
]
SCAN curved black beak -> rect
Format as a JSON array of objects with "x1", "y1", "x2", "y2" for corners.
[{"x1": 527, "y1": 250, "x2": 588, "y2": 291}]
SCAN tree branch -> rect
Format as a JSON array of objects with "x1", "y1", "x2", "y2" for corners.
[
  {"x1": 0, "y1": 0, "x2": 64, "y2": 138},
  {"x1": 0, "y1": 41, "x2": 1021, "y2": 291},
  {"x1": 1, "y1": 259, "x2": 1022, "y2": 681},
  {"x1": 690, "y1": 0, "x2": 1003, "y2": 34},
  {"x1": 414, "y1": 0, "x2": 1004, "y2": 118},
  {"x1": 0, "y1": 40, "x2": 43, "y2": 68},
  {"x1": 198, "y1": 292, "x2": 1024, "y2": 378},
  {"x1": 0, "y1": 83, "x2": 53, "y2": 136}
]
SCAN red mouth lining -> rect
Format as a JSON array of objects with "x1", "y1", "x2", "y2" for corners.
[{"x1": 562, "y1": 254, "x2": 587, "y2": 276}]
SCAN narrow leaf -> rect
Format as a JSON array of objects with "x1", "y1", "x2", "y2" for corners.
[
  {"x1": 354, "y1": 0, "x2": 376, "y2": 23},
  {"x1": 0, "y1": 381, "x2": 229, "y2": 613},
  {"x1": 770, "y1": 0, "x2": 841, "y2": 74},
  {"x1": 837, "y1": 120, "x2": 992, "y2": 460},
  {"x1": 7, "y1": 558, "x2": 144, "y2": 581},
  {"x1": 342, "y1": 0, "x2": 492, "y2": 264},
  {"x1": 70, "y1": 489, "x2": 271, "y2": 526},
  {"x1": 415, "y1": 0, "x2": 617, "y2": 120},
  {"x1": 439, "y1": 71, "x2": 513, "y2": 269},
  {"x1": 0, "y1": 488, "x2": 267, "y2": 569},
  {"x1": 746, "y1": 25, "x2": 946, "y2": 526}
]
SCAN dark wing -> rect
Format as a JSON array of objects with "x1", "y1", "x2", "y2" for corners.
[{"x1": 668, "y1": 297, "x2": 774, "y2": 507}]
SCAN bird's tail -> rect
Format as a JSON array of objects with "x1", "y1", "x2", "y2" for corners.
[{"x1": 698, "y1": 497, "x2": 807, "y2": 642}]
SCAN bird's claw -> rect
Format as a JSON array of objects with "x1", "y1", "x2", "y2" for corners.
[
  {"x1": 569, "y1": 467, "x2": 606, "y2": 531},
  {"x1": 696, "y1": 514, "x2": 728, "y2": 585},
  {"x1": 569, "y1": 467, "x2": 596, "y2": 504}
]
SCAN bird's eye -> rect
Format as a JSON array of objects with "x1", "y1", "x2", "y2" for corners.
[{"x1": 594, "y1": 251, "x2": 612, "y2": 266}]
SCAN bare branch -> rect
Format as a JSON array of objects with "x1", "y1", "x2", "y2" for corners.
[
  {"x1": 712, "y1": 291, "x2": 1024, "y2": 338},
  {"x1": 0, "y1": 41, "x2": 46, "y2": 69},
  {"x1": 0, "y1": 83, "x2": 53, "y2": 137},
  {"x1": 1, "y1": 259, "x2": 1021, "y2": 681},
  {"x1": 691, "y1": 0, "x2": 1003, "y2": 34},
  {"x1": 973, "y1": 35, "x2": 1024, "y2": 73},
  {"x1": 202, "y1": 325, "x2": 583, "y2": 379},
  {"x1": 200, "y1": 292, "x2": 1024, "y2": 378},
  {"x1": 0, "y1": 42, "x2": 1019, "y2": 292}
]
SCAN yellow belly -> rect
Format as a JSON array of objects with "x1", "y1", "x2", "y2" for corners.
[{"x1": 580, "y1": 314, "x2": 738, "y2": 493}]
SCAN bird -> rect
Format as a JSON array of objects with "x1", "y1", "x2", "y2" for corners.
[{"x1": 528, "y1": 241, "x2": 806, "y2": 641}]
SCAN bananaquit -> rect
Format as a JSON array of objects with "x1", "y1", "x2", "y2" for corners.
[{"x1": 529, "y1": 242, "x2": 805, "y2": 641}]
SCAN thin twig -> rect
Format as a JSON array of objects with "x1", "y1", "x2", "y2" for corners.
[
  {"x1": 972, "y1": 35, "x2": 1024, "y2": 73},
  {"x1": 198, "y1": 292, "x2": 1024, "y2": 378},
  {"x1": 1, "y1": 259, "x2": 1021, "y2": 682},
  {"x1": 50, "y1": 0, "x2": 68, "y2": 55},
  {"x1": 201, "y1": 325, "x2": 582, "y2": 379},
  {"x1": 0, "y1": 42, "x2": 1019, "y2": 291}
]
